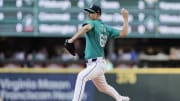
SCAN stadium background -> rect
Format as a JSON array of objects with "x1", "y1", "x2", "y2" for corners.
[{"x1": 0, "y1": 0, "x2": 180, "y2": 101}]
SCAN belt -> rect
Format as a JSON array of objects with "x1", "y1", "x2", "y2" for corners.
[{"x1": 86, "y1": 57, "x2": 104, "y2": 63}]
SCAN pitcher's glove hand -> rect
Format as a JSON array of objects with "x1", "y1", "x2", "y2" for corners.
[{"x1": 64, "y1": 39, "x2": 76, "y2": 56}]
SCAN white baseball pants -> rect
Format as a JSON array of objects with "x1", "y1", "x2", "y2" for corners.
[{"x1": 72, "y1": 58, "x2": 121, "y2": 101}]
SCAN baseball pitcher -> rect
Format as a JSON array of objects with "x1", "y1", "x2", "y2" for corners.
[{"x1": 65, "y1": 4, "x2": 130, "y2": 101}]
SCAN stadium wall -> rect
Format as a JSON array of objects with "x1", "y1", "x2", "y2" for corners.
[{"x1": 0, "y1": 68, "x2": 180, "y2": 101}]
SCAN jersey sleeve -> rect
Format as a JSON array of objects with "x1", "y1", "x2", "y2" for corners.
[
  {"x1": 108, "y1": 26, "x2": 121, "y2": 39},
  {"x1": 82, "y1": 20, "x2": 94, "y2": 28}
]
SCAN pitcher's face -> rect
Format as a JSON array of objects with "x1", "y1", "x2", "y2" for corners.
[{"x1": 87, "y1": 13, "x2": 100, "y2": 20}]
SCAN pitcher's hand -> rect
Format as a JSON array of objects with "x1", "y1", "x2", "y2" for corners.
[{"x1": 121, "y1": 8, "x2": 128, "y2": 21}]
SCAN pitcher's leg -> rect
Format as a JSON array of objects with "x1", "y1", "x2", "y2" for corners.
[
  {"x1": 72, "y1": 62, "x2": 102, "y2": 101},
  {"x1": 92, "y1": 75, "x2": 122, "y2": 101},
  {"x1": 72, "y1": 70, "x2": 87, "y2": 101},
  {"x1": 92, "y1": 75, "x2": 130, "y2": 101}
]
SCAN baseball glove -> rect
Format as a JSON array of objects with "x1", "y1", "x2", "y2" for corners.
[{"x1": 64, "y1": 39, "x2": 76, "y2": 56}]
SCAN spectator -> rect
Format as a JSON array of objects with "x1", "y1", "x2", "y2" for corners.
[
  {"x1": 61, "y1": 48, "x2": 78, "y2": 61},
  {"x1": 13, "y1": 51, "x2": 25, "y2": 61},
  {"x1": 0, "y1": 51, "x2": 4, "y2": 60},
  {"x1": 34, "y1": 48, "x2": 48, "y2": 61}
]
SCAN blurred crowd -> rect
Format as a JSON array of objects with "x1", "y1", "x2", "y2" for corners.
[
  {"x1": 1, "y1": 42, "x2": 180, "y2": 68},
  {"x1": 1, "y1": 38, "x2": 180, "y2": 68},
  {"x1": 0, "y1": 46, "x2": 81, "y2": 68}
]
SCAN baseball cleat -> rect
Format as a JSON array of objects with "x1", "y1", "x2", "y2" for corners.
[{"x1": 119, "y1": 96, "x2": 130, "y2": 101}]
